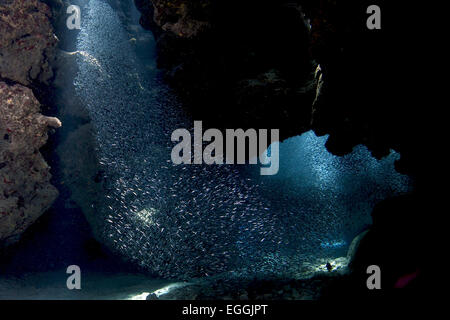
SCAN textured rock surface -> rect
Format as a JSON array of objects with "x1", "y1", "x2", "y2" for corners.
[
  {"x1": 135, "y1": 0, "x2": 211, "y2": 37},
  {"x1": 135, "y1": 0, "x2": 315, "y2": 137},
  {"x1": 0, "y1": 0, "x2": 58, "y2": 85},
  {"x1": 135, "y1": 0, "x2": 429, "y2": 177},
  {"x1": 148, "y1": 270, "x2": 348, "y2": 300},
  {"x1": 0, "y1": 0, "x2": 60, "y2": 246},
  {"x1": 151, "y1": 0, "x2": 210, "y2": 38},
  {"x1": 0, "y1": 82, "x2": 61, "y2": 245}
]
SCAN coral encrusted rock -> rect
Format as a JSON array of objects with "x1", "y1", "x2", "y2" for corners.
[
  {"x1": 0, "y1": 82, "x2": 61, "y2": 245},
  {"x1": 0, "y1": 0, "x2": 58, "y2": 85}
]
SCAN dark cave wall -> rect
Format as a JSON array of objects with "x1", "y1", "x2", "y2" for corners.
[
  {"x1": 134, "y1": 0, "x2": 429, "y2": 179},
  {"x1": 134, "y1": 0, "x2": 317, "y2": 138}
]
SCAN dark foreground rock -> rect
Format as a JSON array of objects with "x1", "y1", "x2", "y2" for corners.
[
  {"x1": 0, "y1": 82, "x2": 61, "y2": 245},
  {"x1": 0, "y1": 0, "x2": 60, "y2": 246},
  {"x1": 147, "y1": 266, "x2": 349, "y2": 300},
  {"x1": 135, "y1": 0, "x2": 432, "y2": 179},
  {"x1": 135, "y1": 0, "x2": 316, "y2": 137},
  {"x1": 0, "y1": 0, "x2": 58, "y2": 86}
]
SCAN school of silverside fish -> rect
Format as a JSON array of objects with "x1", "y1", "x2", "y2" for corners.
[{"x1": 73, "y1": 0, "x2": 412, "y2": 279}]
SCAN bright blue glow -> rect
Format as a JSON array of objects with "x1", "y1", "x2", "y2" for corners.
[{"x1": 320, "y1": 240, "x2": 347, "y2": 249}]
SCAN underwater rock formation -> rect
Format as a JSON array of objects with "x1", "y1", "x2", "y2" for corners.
[
  {"x1": 148, "y1": 271, "x2": 347, "y2": 300},
  {"x1": 301, "y1": 1, "x2": 427, "y2": 179},
  {"x1": 134, "y1": 0, "x2": 212, "y2": 38},
  {"x1": 297, "y1": 1, "x2": 432, "y2": 292},
  {"x1": 0, "y1": 0, "x2": 58, "y2": 86},
  {"x1": 135, "y1": 0, "x2": 428, "y2": 178},
  {"x1": 134, "y1": 0, "x2": 315, "y2": 136},
  {"x1": 348, "y1": 194, "x2": 426, "y2": 289},
  {"x1": 147, "y1": 0, "x2": 210, "y2": 38},
  {"x1": 0, "y1": 82, "x2": 61, "y2": 245},
  {"x1": 0, "y1": 0, "x2": 60, "y2": 246}
]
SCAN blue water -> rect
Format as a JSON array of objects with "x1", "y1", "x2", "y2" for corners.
[{"x1": 72, "y1": 0, "x2": 412, "y2": 279}]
